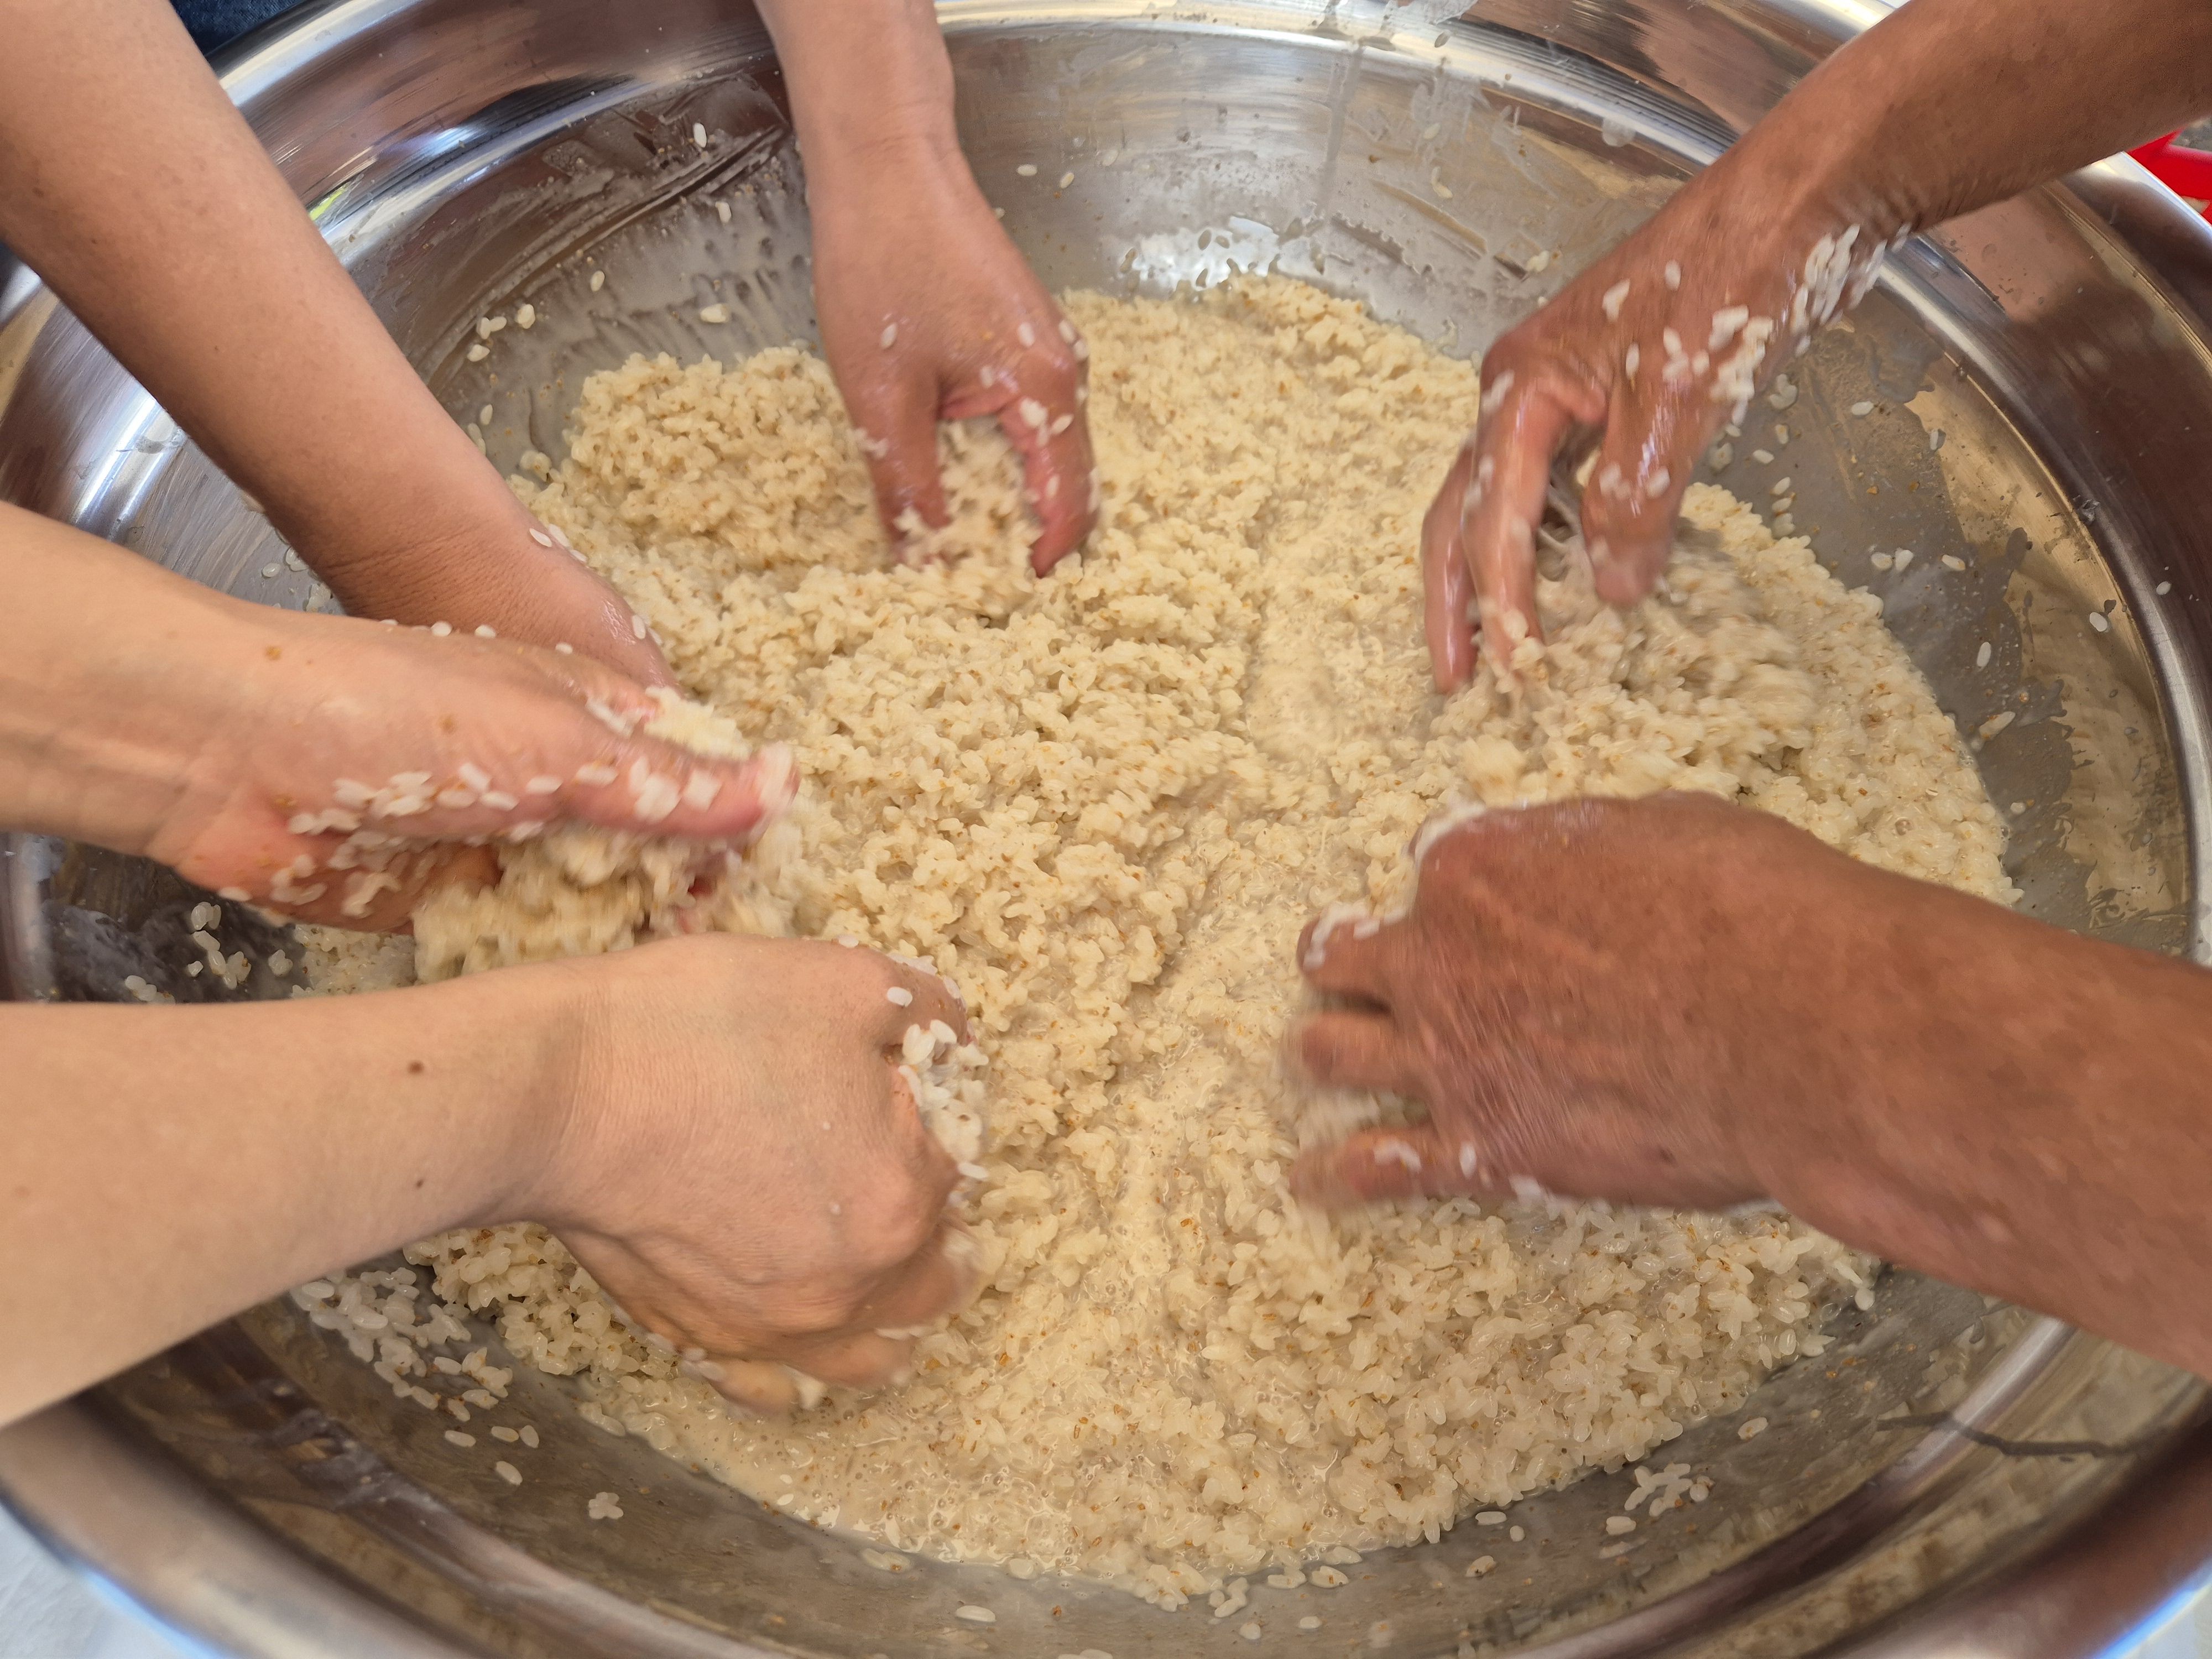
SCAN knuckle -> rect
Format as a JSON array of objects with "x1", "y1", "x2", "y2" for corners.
[
  {"x1": 1026, "y1": 347, "x2": 1083, "y2": 390},
  {"x1": 768, "y1": 1282, "x2": 868, "y2": 1337}
]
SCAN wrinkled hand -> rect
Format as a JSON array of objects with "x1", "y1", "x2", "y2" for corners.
[
  {"x1": 810, "y1": 140, "x2": 1095, "y2": 574},
  {"x1": 1424, "y1": 173, "x2": 1886, "y2": 689},
  {"x1": 532, "y1": 933, "x2": 979, "y2": 1414},
  {"x1": 143, "y1": 611, "x2": 791, "y2": 932},
  {"x1": 1287, "y1": 794, "x2": 1940, "y2": 1210}
]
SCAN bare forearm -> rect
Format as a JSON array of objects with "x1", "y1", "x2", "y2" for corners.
[
  {"x1": 0, "y1": 971, "x2": 571, "y2": 1425},
  {"x1": 1752, "y1": 888, "x2": 2212, "y2": 1378},
  {"x1": 1726, "y1": 0, "x2": 2212, "y2": 242},
  {"x1": 756, "y1": 0, "x2": 962, "y2": 176},
  {"x1": 0, "y1": 502, "x2": 263, "y2": 855},
  {"x1": 0, "y1": 1, "x2": 609, "y2": 646},
  {"x1": 1291, "y1": 800, "x2": 2212, "y2": 1381}
]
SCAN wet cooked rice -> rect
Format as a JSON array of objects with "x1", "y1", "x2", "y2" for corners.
[{"x1": 301, "y1": 277, "x2": 2015, "y2": 1606}]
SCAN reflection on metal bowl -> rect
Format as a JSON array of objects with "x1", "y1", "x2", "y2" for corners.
[{"x1": 4, "y1": 2, "x2": 2212, "y2": 1655}]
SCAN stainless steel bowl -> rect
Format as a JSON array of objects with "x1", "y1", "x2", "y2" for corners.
[{"x1": 6, "y1": 2, "x2": 2212, "y2": 1653}]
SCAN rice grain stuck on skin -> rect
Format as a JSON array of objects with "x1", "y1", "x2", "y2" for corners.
[{"x1": 302, "y1": 277, "x2": 2013, "y2": 1609}]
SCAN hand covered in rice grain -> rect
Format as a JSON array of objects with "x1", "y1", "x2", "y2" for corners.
[
  {"x1": 759, "y1": 0, "x2": 1095, "y2": 575},
  {"x1": 525, "y1": 934, "x2": 981, "y2": 1415},
  {"x1": 1288, "y1": 795, "x2": 1888, "y2": 1210},
  {"x1": 811, "y1": 152, "x2": 1097, "y2": 575},
  {"x1": 142, "y1": 614, "x2": 793, "y2": 932},
  {"x1": 1287, "y1": 793, "x2": 2212, "y2": 1383},
  {"x1": 1423, "y1": 169, "x2": 1872, "y2": 691},
  {"x1": 1422, "y1": 0, "x2": 2212, "y2": 690}
]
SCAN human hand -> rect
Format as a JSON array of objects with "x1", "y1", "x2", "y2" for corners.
[
  {"x1": 299, "y1": 499, "x2": 681, "y2": 690},
  {"x1": 138, "y1": 609, "x2": 791, "y2": 932},
  {"x1": 1420, "y1": 0, "x2": 2212, "y2": 688},
  {"x1": 0, "y1": 0, "x2": 677, "y2": 689},
  {"x1": 526, "y1": 933, "x2": 980, "y2": 1414},
  {"x1": 1282, "y1": 797, "x2": 2212, "y2": 1386},
  {"x1": 1425, "y1": 171, "x2": 1887, "y2": 689},
  {"x1": 808, "y1": 139, "x2": 1095, "y2": 574},
  {"x1": 1286, "y1": 794, "x2": 1988, "y2": 1210}
]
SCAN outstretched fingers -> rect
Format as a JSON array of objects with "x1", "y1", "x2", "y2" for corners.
[
  {"x1": 1464, "y1": 380, "x2": 1559, "y2": 672},
  {"x1": 1420, "y1": 439, "x2": 1482, "y2": 691},
  {"x1": 1290, "y1": 1009, "x2": 1423, "y2": 1098}
]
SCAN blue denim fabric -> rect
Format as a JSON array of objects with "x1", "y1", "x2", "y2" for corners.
[{"x1": 171, "y1": 0, "x2": 304, "y2": 55}]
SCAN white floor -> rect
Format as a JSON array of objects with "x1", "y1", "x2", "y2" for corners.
[{"x1": 3, "y1": 1500, "x2": 2210, "y2": 1658}]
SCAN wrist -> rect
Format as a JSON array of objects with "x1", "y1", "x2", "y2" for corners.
[
  {"x1": 1695, "y1": 28, "x2": 1937, "y2": 255},
  {"x1": 0, "y1": 514, "x2": 275, "y2": 859},
  {"x1": 442, "y1": 961, "x2": 599, "y2": 1227},
  {"x1": 801, "y1": 120, "x2": 974, "y2": 217},
  {"x1": 494, "y1": 955, "x2": 625, "y2": 1230},
  {"x1": 765, "y1": 1, "x2": 964, "y2": 187},
  {"x1": 1731, "y1": 888, "x2": 2073, "y2": 1230},
  {"x1": 273, "y1": 434, "x2": 529, "y2": 602},
  {"x1": 1662, "y1": 134, "x2": 1895, "y2": 298}
]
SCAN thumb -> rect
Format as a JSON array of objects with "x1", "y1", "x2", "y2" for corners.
[{"x1": 559, "y1": 733, "x2": 798, "y2": 844}]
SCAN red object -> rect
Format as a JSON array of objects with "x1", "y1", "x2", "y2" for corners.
[{"x1": 2130, "y1": 132, "x2": 2212, "y2": 217}]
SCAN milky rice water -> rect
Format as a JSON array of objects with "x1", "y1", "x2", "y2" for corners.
[{"x1": 293, "y1": 276, "x2": 2015, "y2": 1608}]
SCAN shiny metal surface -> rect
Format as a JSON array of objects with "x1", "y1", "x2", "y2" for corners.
[{"x1": 3, "y1": 1, "x2": 2212, "y2": 1655}]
